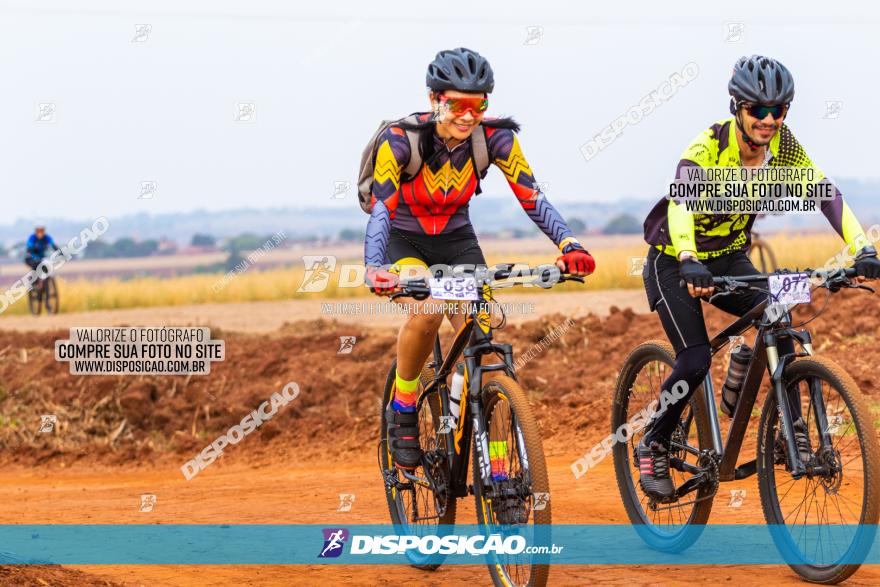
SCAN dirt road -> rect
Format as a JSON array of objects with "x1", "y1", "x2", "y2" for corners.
[
  {"x1": 5, "y1": 455, "x2": 879, "y2": 586},
  {"x1": 0, "y1": 289, "x2": 877, "y2": 585}
]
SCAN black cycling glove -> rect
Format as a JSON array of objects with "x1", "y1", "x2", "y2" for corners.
[
  {"x1": 854, "y1": 246, "x2": 880, "y2": 279},
  {"x1": 679, "y1": 258, "x2": 714, "y2": 289}
]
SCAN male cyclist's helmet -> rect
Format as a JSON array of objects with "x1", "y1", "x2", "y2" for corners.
[
  {"x1": 426, "y1": 47, "x2": 494, "y2": 93},
  {"x1": 728, "y1": 55, "x2": 794, "y2": 106}
]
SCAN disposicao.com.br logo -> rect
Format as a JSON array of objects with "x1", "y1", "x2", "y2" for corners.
[
  {"x1": 318, "y1": 528, "x2": 349, "y2": 558},
  {"x1": 318, "y1": 528, "x2": 560, "y2": 557}
]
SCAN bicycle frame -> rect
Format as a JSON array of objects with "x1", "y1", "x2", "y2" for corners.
[
  {"x1": 680, "y1": 298, "x2": 820, "y2": 483},
  {"x1": 414, "y1": 293, "x2": 517, "y2": 498}
]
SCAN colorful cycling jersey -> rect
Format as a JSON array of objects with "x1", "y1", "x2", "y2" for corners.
[
  {"x1": 643, "y1": 118, "x2": 869, "y2": 259},
  {"x1": 364, "y1": 113, "x2": 579, "y2": 266},
  {"x1": 26, "y1": 233, "x2": 58, "y2": 262}
]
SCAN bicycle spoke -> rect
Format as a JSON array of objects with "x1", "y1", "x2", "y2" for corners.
[
  {"x1": 624, "y1": 354, "x2": 703, "y2": 535},
  {"x1": 481, "y1": 387, "x2": 537, "y2": 585},
  {"x1": 784, "y1": 479, "x2": 812, "y2": 524},
  {"x1": 769, "y1": 367, "x2": 872, "y2": 573}
]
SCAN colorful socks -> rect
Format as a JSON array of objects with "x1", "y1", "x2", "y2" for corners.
[
  {"x1": 392, "y1": 370, "x2": 420, "y2": 412},
  {"x1": 489, "y1": 440, "x2": 509, "y2": 481}
]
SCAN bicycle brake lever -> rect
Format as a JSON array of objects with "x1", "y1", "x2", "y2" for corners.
[
  {"x1": 707, "y1": 290, "x2": 734, "y2": 304},
  {"x1": 847, "y1": 283, "x2": 876, "y2": 293}
]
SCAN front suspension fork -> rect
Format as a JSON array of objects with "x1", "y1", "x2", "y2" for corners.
[{"x1": 765, "y1": 329, "x2": 814, "y2": 477}]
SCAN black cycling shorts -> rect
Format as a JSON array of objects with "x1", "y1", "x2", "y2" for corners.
[
  {"x1": 386, "y1": 225, "x2": 486, "y2": 270},
  {"x1": 642, "y1": 247, "x2": 766, "y2": 355}
]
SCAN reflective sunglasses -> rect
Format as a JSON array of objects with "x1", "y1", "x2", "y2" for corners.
[
  {"x1": 438, "y1": 95, "x2": 489, "y2": 117},
  {"x1": 740, "y1": 101, "x2": 788, "y2": 120}
]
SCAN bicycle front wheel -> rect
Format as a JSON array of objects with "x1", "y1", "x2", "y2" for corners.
[
  {"x1": 757, "y1": 356, "x2": 880, "y2": 584},
  {"x1": 27, "y1": 285, "x2": 42, "y2": 315},
  {"x1": 44, "y1": 277, "x2": 60, "y2": 314},
  {"x1": 472, "y1": 374, "x2": 550, "y2": 587}
]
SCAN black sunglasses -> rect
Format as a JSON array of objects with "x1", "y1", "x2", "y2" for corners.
[{"x1": 739, "y1": 101, "x2": 788, "y2": 120}]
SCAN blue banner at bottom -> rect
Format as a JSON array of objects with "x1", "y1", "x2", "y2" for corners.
[{"x1": 0, "y1": 524, "x2": 877, "y2": 565}]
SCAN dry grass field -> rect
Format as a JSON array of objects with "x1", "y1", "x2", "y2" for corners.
[{"x1": 0, "y1": 232, "x2": 851, "y2": 316}]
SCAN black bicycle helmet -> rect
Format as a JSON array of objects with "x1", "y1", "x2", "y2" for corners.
[
  {"x1": 426, "y1": 47, "x2": 494, "y2": 93},
  {"x1": 728, "y1": 55, "x2": 794, "y2": 105}
]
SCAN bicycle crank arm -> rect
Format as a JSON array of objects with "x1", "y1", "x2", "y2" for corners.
[
  {"x1": 670, "y1": 457, "x2": 703, "y2": 475},
  {"x1": 674, "y1": 472, "x2": 709, "y2": 499}
]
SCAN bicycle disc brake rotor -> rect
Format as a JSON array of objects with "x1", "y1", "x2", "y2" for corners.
[{"x1": 816, "y1": 446, "x2": 843, "y2": 494}]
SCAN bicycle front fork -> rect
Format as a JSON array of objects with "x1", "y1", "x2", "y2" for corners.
[{"x1": 764, "y1": 329, "x2": 817, "y2": 478}]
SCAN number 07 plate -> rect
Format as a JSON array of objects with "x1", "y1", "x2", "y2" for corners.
[
  {"x1": 429, "y1": 276, "x2": 479, "y2": 301},
  {"x1": 768, "y1": 273, "x2": 811, "y2": 305}
]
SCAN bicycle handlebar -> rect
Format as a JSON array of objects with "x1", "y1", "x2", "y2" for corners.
[
  {"x1": 389, "y1": 263, "x2": 584, "y2": 301},
  {"x1": 677, "y1": 267, "x2": 862, "y2": 291},
  {"x1": 390, "y1": 280, "x2": 431, "y2": 301}
]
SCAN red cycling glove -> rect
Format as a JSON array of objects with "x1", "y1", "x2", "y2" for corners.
[
  {"x1": 556, "y1": 246, "x2": 596, "y2": 276},
  {"x1": 366, "y1": 266, "x2": 399, "y2": 295}
]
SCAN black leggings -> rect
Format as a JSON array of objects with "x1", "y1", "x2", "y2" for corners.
[{"x1": 642, "y1": 247, "x2": 798, "y2": 444}]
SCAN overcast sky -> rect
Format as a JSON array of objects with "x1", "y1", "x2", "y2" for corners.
[{"x1": 2, "y1": 0, "x2": 878, "y2": 222}]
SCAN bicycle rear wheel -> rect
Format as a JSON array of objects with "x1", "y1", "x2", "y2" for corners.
[
  {"x1": 612, "y1": 340, "x2": 715, "y2": 552},
  {"x1": 757, "y1": 356, "x2": 880, "y2": 584},
  {"x1": 378, "y1": 359, "x2": 456, "y2": 570},
  {"x1": 472, "y1": 374, "x2": 550, "y2": 587}
]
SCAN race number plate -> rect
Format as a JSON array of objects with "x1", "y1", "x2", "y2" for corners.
[
  {"x1": 768, "y1": 273, "x2": 811, "y2": 305},
  {"x1": 429, "y1": 276, "x2": 479, "y2": 301}
]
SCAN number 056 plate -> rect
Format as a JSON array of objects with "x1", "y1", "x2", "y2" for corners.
[
  {"x1": 429, "y1": 276, "x2": 479, "y2": 301},
  {"x1": 768, "y1": 273, "x2": 811, "y2": 305}
]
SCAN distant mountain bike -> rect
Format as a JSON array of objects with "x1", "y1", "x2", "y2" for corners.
[
  {"x1": 749, "y1": 226, "x2": 777, "y2": 273},
  {"x1": 28, "y1": 274, "x2": 60, "y2": 315},
  {"x1": 378, "y1": 264, "x2": 582, "y2": 587},
  {"x1": 612, "y1": 267, "x2": 879, "y2": 584}
]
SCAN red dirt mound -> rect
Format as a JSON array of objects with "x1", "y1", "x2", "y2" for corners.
[{"x1": 0, "y1": 290, "x2": 877, "y2": 467}]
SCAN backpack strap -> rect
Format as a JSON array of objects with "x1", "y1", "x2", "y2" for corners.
[
  {"x1": 470, "y1": 124, "x2": 490, "y2": 195},
  {"x1": 471, "y1": 124, "x2": 490, "y2": 177},
  {"x1": 401, "y1": 114, "x2": 423, "y2": 181}
]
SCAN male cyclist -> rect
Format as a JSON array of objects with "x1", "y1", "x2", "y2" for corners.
[
  {"x1": 25, "y1": 224, "x2": 59, "y2": 271},
  {"x1": 365, "y1": 47, "x2": 596, "y2": 469},
  {"x1": 639, "y1": 55, "x2": 880, "y2": 500}
]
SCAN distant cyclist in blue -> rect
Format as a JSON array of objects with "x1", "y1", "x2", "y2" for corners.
[{"x1": 25, "y1": 224, "x2": 59, "y2": 271}]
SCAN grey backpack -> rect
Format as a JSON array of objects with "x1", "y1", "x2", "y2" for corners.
[{"x1": 357, "y1": 114, "x2": 490, "y2": 213}]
